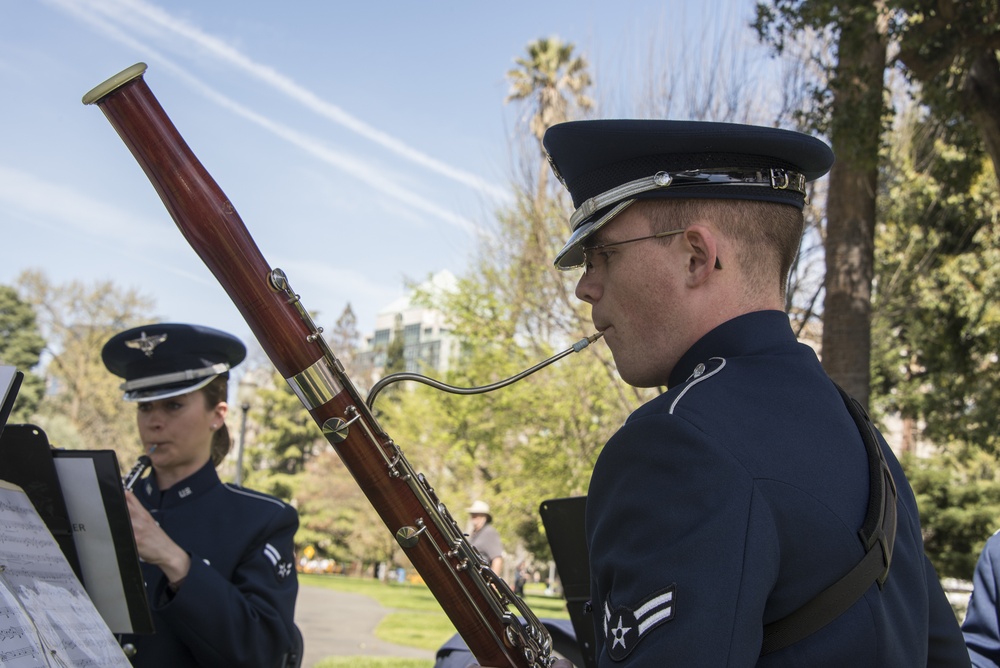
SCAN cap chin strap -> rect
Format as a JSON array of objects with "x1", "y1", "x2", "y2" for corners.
[
  {"x1": 569, "y1": 168, "x2": 807, "y2": 230},
  {"x1": 123, "y1": 374, "x2": 219, "y2": 403},
  {"x1": 120, "y1": 362, "x2": 230, "y2": 392}
]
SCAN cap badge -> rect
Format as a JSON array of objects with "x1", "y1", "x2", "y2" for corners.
[
  {"x1": 545, "y1": 151, "x2": 567, "y2": 187},
  {"x1": 125, "y1": 332, "x2": 168, "y2": 357}
]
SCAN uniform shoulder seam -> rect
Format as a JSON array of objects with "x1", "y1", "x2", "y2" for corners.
[{"x1": 222, "y1": 484, "x2": 288, "y2": 508}]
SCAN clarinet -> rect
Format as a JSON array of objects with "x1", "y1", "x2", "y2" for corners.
[
  {"x1": 123, "y1": 453, "x2": 153, "y2": 492},
  {"x1": 83, "y1": 63, "x2": 570, "y2": 668}
]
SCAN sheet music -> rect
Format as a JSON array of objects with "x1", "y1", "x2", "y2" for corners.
[
  {"x1": 0, "y1": 580, "x2": 46, "y2": 667},
  {"x1": 52, "y1": 457, "x2": 132, "y2": 632},
  {"x1": 0, "y1": 481, "x2": 130, "y2": 667}
]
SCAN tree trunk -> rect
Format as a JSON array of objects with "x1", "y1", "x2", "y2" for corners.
[
  {"x1": 821, "y1": 6, "x2": 887, "y2": 409},
  {"x1": 964, "y1": 50, "x2": 1000, "y2": 189}
]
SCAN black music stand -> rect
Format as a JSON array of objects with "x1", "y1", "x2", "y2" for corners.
[
  {"x1": 52, "y1": 449, "x2": 153, "y2": 635},
  {"x1": 540, "y1": 496, "x2": 597, "y2": 668},
  {"x1": 0, "y1": 366, "x2": 151, "y2": 635},
  {"x1": 0, "y1": 365, "x2": 23, "y2": 439},
  {"x1": 0, "y1": 368, "x2": 79, "y2": 570},
  {"x1": 0, "y1": 422, "x2": 84, "y2": 582}
]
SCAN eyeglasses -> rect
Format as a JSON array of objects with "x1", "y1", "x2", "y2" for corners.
[{"x1": 580, "y1": 228, "x2": 722, "y2": 275}]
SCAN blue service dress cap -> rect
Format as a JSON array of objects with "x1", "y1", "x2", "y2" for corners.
[
  {"x1": 102, "y1": 323, "x2": 246, "y2": 402},
  {"x1": 543, "y1": 119, "x2": 835, "y2": 268}
]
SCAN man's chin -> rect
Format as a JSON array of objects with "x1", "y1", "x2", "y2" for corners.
[
  {"x1": 611, "y1": 359, "x2": 641, "y2": 387},
  {"x1": 613, "y1": 359, "x2": 666, "y2": 389}
]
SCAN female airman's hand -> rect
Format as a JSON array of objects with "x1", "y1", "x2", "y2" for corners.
[{"x1": 125, "y1": 490, "x2": 191, "y2": 587}]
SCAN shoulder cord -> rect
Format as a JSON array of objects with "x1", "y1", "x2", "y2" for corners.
[{"x1": 760, "y1": 384, "x2": 898, "y2": 655}]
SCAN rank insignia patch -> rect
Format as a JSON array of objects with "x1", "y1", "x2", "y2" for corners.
[
  {"x1": 264, "y1": 542, "x2": 293, "y2": 581},
  {"x1": 604, "y1": 584, "x2": 676, "y2": 661}
]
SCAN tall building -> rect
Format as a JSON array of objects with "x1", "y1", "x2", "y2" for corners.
[{"x1": 355, "y1": 270, "x2": 459, "y2": 385}]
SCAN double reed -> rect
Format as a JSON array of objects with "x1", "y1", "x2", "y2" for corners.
[{"x1": 83, "y1": 63, "x2": 554, "y2": 668}]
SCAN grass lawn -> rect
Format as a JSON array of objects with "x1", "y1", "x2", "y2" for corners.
[
  {"x1": 301, "y1": 574, "x2": 569, "y2": 667},
  {"x1": 315, "y1": 659, "x2": 433, "y2": 668}
]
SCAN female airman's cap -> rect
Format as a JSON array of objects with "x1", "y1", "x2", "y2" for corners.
[
  {"x1": 543, "y1": 119, "x2": 835, "y2": 269},
  {"x1": 102, "y1": 323, "x2": 246, "y2": 402}
]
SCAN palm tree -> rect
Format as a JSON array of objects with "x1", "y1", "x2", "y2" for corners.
[
  {"x1": 502, "y1": 37, "x2": 624, "y2": 399},
  {"x1": 505, "y1": 37, "x2": 594, "y2": 201}
]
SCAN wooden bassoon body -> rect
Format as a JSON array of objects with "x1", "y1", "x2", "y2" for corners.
[{"x1": 83, "y1": 62, "x2": 558, "y2": 668}]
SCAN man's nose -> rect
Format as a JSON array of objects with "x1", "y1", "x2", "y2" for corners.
[{"x1": 575, "y1": 271, "x2": 601, "y2": 304}]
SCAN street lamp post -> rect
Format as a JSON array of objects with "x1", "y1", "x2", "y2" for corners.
[
  {"x1": 235, "y1": 374, "x2": 258, "y2": 487},
  {"x1": 236, "y1": 400, "x2": 249, "y2": 487}
]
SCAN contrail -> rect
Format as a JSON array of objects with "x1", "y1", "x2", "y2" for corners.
[
  {"x1": 48, "y1": 0, "x2": 480, "y2": 234},
  {"x1": 58, "y1": 0, "x2": 510, "y2": 203}
]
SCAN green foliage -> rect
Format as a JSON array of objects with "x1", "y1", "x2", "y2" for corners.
[
  {"x1": 890, "y1": 0, "x2": 1000, "y2": 160},
  {"x1": 253, "y1": 369, "x2": 324, "y2": 475},
  {"x1": 293, "y1": 451, "x2": 397, "y2": 568},
  {"x1": 904, "y1": 448, "x2": 1000, "y2": 579},
  {"x1": 0, "y1": 285, "x2": 46, "y2": 420},
  {"x1": 754, "y1": 0, "x2": 885, "y2": 140},
  {"x1": 505, "y1": 36, "x2": 593, "y2": 146},
  {"x1": 872, "y1": 112, "x2": 1000, "y2": 453},
  {"x1": 13, "y1": 269, "x2": 155, "y2": 462},
  {"x1": 868, "y1": 94, "x2": 1000, "y2": 579},
  {"x1": 374, "y1": 192, "x2": 646, "y2": 565},
  {"x1": 351, "y1": 39, "x2": 648, "y2": 567}
]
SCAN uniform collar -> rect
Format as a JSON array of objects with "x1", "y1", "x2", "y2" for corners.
[
  {"x1": 668, "y1": 310, "x2": 796, "y2": 389},
  {"x1": 141, "y1": 460, "x2": 220, "y2": 509}
]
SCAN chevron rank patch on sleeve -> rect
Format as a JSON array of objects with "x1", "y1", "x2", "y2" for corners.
[
  {"x1": 263, "y1": 542, "x2": 294, "y2": 581},
  {"x1": 604, "y1": 584, "x2": 676, "y2": 661}
]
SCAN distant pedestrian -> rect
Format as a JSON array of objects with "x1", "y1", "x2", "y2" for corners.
[
  {"x1": 514, "y1": 562, "x2": 527, "y2": 597},
  {"x1": 467, "y1": 500, "x2": 503, "y2": 574}
]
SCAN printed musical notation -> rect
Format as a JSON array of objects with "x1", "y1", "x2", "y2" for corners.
[
  {"x1": 0, "y1": 644, "x2": 44, "y2": 665},
  {"x1": 0, "y1": 480, "x2": 130, "y2": 667}
]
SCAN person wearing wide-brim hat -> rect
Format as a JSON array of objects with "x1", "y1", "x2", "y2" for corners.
[
  {"x1": 535, "y1": 119, "x2": 968, "y2": 666},
  {"x1": 466, "y1": 500, "x2": 503, "y2": 574},
  {"x1": 103, "y1": 323, "x2": 299, "y2": 668}
]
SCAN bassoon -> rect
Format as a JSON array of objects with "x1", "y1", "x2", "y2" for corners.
[{"x1": 83, "y1": 62, "x2": 597, "y2": 668}]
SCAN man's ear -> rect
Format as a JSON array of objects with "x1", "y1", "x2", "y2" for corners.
[{"x1": 682, "y1": 225, "x2": 720, "y2": 287}]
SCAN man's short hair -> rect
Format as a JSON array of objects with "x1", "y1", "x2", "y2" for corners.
[{"x1": 641, "y1": 198, "x2": 804, "y2": 296}]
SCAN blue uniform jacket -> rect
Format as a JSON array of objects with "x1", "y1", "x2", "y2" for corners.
[
  {"x1": 586, "y1": 310, "x2": 968, "y2": 666},
  {"x1": 963, "y1": 530, "x2": 1000, "y2": 666},
  {"x1": 121, "y1": 461, "x2": 298, "y2": 667}
]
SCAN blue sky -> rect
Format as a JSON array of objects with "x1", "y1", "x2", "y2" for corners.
[{"x1": 0, "y1": 0, "x2": 767, "y2": 350}]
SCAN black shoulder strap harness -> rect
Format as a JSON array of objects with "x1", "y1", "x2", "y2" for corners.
[{"x1": 760, "y1": 384, "x2": 898, "y2": 655}]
